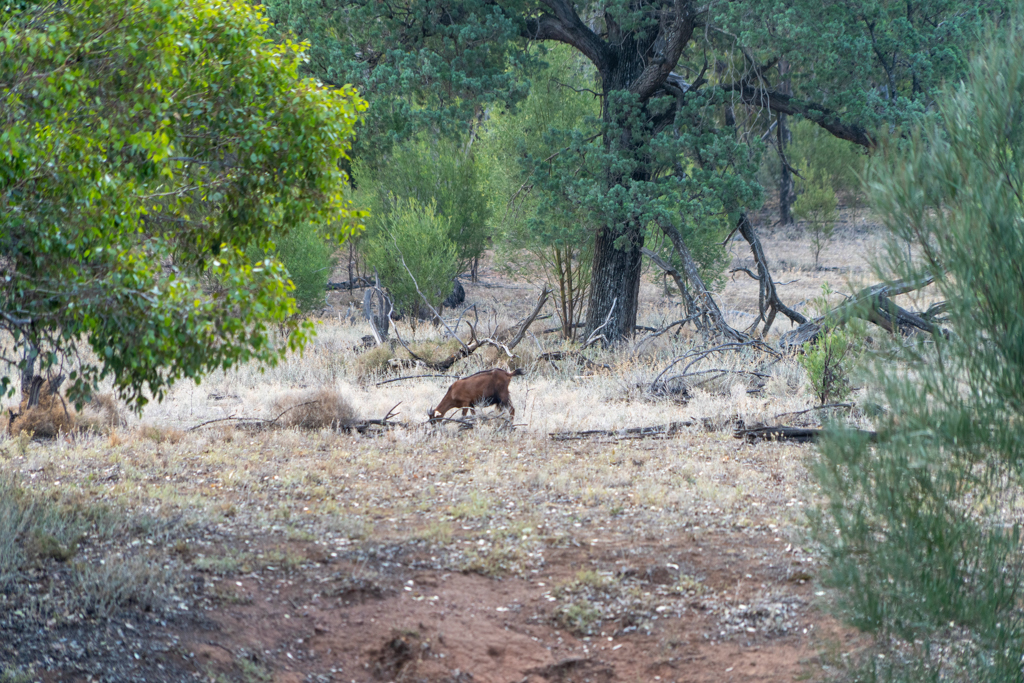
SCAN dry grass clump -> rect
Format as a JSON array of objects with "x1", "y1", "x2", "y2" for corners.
[
  {"x1": 272, "y1": 387, "x2": 358, "y2": 429},
  {"x1": 352, "y1": 344, "x2": 395, "y2": 379},
  {"x1": 77, "y1": 393, "x2": 129, "y2": 434},
  {"x1": 138, "y1": 424, "x2": 186, "y2": 444},
  {"x1": 5, "y1": 377, "x2": 76, "y2": 438}
]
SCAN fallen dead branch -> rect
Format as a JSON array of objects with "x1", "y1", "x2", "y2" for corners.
[
  {"x1": 633, "y1": 316, "x2": 697, "y2": 352},
  {"x1": 188, "y1": 402, "x2": 401, "y2": 433},
  {"x1": 427, "y1": 413, "x2": 517, "y2": 431},
  {"x1": 650, "y1": 341, "x2": 775, "y2": 395},
  {"x1": 779, "y1": 275, "x2": 946, "y2": 349},
  {"x1": 374, "y1": 374, "x2": 459, "y2": 387},
  {"x1": 549, "y1": 421, "x2": 695, "y2": 441},
  {"x1": 735, "y1": 424, "x2": 877, "y2": 443},
  {"x1": 771, "y1": 403, "x2": 854, "y2": 421},
  {"x1": 734, "y1": 214, "x2": 807, "y2": 338},
  {"x1": 539, "y1": 351, "x2": 610, "y2": 371}
]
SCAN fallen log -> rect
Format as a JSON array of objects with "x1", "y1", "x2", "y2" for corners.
[
  {"x1": 539, "y1": 351, "x2": 610, "y2": 371},
  {"x1": 549, "y1": 420, "x2": 695, "y2": 441},
  {"x1": 735, "y1": 424, "x2": 877, "y2": 443},
  {"x1": 188, "y1": 403, "x2": 401, "y2": 433},
  {"x1": 778, "y1": 275, "x2": 946, "y2": 349}
]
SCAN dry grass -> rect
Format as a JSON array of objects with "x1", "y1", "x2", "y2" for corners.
[
  {"x1": 76, "y1": 393, "x2": 129, "y2": 434},
  {"x1": 271, "y1": 386, "x2": 358, "y2": 429},
  {"x1": 5, "y1": 377, "x2": 76, "y2": 438},
  {"x1": 0, "y1": 226, "x2": 892, "y2": 597}
]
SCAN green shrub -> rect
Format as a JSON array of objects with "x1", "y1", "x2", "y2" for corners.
[
  {"x1": 810, "y1": 24, "x2": 1024, "y2": 681},
  {"x1": 787, "y1": 118, "x2": 866, "y2": 203},
  {"x1": 360, "y1": 137, "x2": 489, "y2": 273},
  {"x1": 793, "y1": 162, "x2": 839, "y2": 268},
  {"x1": 251, "y1": 222, "x2": 336, "y2": 313},
  {"x1": 800, "y1": 327, "x2": 852, "y2": 405},
  {"x1": 362, "y1": 197, "x2": 459, "y2": 324}
]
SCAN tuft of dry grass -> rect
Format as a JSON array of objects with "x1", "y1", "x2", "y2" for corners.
[
  {"x1": 352, "y1": 344, "x2": 395, "y2": 379},
  {"x1": 271, "y1": 387, "x2": 358, "y2": 430},
  {"x1": 6, "y1": 378, "x2": 76, "y2": 438},
  {"x1": 77, "y1": 393, "x2": 129, "y2": 434},
  {"x1": 138, "y1": 424, "x2": 186, "y2": 444}
]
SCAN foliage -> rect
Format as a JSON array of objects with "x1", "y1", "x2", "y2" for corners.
[
  {"x1": 359, "y1": 137, "x2": 490, "y2": 273},
  {"x1": 252, "y1": 223, "x2": 336, "y2": 314},
  {"x1": 264, "y1": 0, "x2": 531, "y2": 165},
  {"x1": 810, "y1": 25, "x2": 1024, "y2": 681},
  {"x1": 793, "y1": 162, "x2": 839, "y2": 268},
  {"x1": 787, "y1": 120, "x2": 866, "y2": 201},
  {"x1": 268, "y1": 0, "x2": 1001, "y2": 341},
  {"x1": 483, "y1": 46, "x2": 599, "y2": 340},
  {"x1": 361, "y1": 198, "x2": 459, "y2": 323},
  {"x1": 714, "y1": 0, "x2": 1005, "y2": 137},
  {"x1": 0, "y1": 0, "x2": 366, "y2": 409},
  {"x1": 799, "y1": 331, "x2": 852, "y2": 406}
]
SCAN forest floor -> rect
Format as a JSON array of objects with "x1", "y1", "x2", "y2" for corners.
[{"x1": 1, "y1": 210, "x2": 898, "y2": 682}]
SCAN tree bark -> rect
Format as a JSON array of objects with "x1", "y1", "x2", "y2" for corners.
[
  {"x1": 778, "y1": 113, "x2": 795, "y2": 225},
  {"x1": 584, "y1": 222, "x2": 644, "y2": 343},
  {"x1": 777, "y1": 62, "x2": 795, "y2": 225}
]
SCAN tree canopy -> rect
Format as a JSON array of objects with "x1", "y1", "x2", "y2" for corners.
[
  {"x1": 0, "y1": 0, "x2": 366, "y2": 409},
  {"x1": 269, "y1": 0, "x2": 1005, "y2": 342}
]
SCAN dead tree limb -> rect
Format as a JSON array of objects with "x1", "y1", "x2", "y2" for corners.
[
  {"x1": 634, "y1": 317, "x2": 698, "y2": 352},
  {"x1": 772, "y1": 403, "x2": 854, "y2": 421},
  {"x1": 427, "y1": 287, "x2": 551, "y2": 371},
  {"x1": 375, "y1": 374, "x2": 460, "y2": 386},
  {"x1": 188, "y1": 402, "x2": 401, "y2": 433},
  {"x1": 735, "y1": 214, "x2": 807, "y2": 338},
  {"x1": 583, "y1": 298, "x2": 616, "y2": 349},
  {"x1": 550, "y1": 421, "x2": 695, "y2": 441},
  {"x1": 363, "y1": 283, "x2": 392, "y2": 345},
  {"x1": 736, "y1": 424, "x2": 877, "y2": 443},
  {"x1": 657, "y1": 220, "x2": 748, "y2": 342},
  {"x1": 641, "y1": 248, "x2": 697, "y2": 317},
  {"x1": 778, "y1": 275, "x2": 943, "y2": 349}
]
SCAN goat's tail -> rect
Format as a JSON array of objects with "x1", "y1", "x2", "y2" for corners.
[{"x1": 511, "y1": 368, "x2": 525, "y2": 377}]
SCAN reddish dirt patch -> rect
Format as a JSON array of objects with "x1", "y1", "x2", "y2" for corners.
[{"x1": 181, "y1": 528, "x2": 852, "y2": 683}]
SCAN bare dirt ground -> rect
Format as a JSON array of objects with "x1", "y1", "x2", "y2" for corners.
[{"x1": 1, "y1": 211, "x2": 889, "y2": 683}]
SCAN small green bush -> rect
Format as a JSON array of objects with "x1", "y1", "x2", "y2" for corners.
[
  {"x1": 787, "y1": 118, "x2": 865, "y2": 203},
  {"x1": 250, "y1": 221, "x2": 335, "y2": 314},
  {"x1": 793, "y1": 162, "x2": 839, "y2": 269},
  {"x1": 800, "y1": 327, "x2": 853, "y2": 406},
  {"x1": 362, "y1": 197, "x2": 459, "y2": 323},
  {"x1": 360, "y1": 136, "x2": 490, "y2": 273}
]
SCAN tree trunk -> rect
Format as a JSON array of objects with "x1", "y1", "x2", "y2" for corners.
[
  {"x1": 584, "y1": 222, "x2": 644, "y2": 343},
  {"x1": 778, "y1": 112, "x2": 795, "y2": 225},
  {"x1": 777, "y1": 62, "x2": 795, "y2": 225}
]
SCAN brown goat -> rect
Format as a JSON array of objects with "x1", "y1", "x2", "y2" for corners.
[{"x1": 429, "y1": 368, "x2": 525, "y2": 420}]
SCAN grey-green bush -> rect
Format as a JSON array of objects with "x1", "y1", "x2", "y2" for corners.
[
  {"x1": 360, "y1": 137, "x2": 489, "y2": 273},
  {"x1": 810, "y1": 22, "x2": 1024, "y2": 682},
  {"x1": 362, "y1": 197, "x2": 459, "y2": 323}
]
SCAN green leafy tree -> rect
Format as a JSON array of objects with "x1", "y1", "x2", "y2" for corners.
[
  {"x1": 268, "y1": 0, "x2": 1000, "y2": 342},
  {"x1": 810, "y1": 24, "x2": 1024, "y2": 681},
  {"x1": 359, "y1": 137, "x2": 490, "y2": 275},
  {"x1": 362, "y1": 198, "x2": 459, "y2": 326},
  {"x1": 0, "y1": 0, "x2": 366, "y2": 409},
  {"x1": 483, "y1": 46, "x2": 599, "y2": 340}
]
